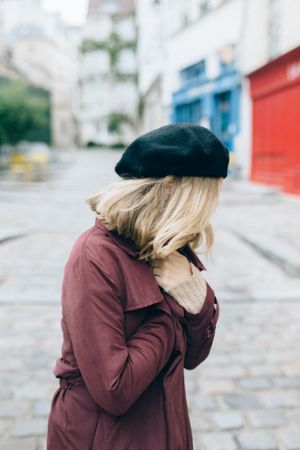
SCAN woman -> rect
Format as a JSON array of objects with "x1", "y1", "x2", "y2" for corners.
[{"x1": 46, "y1": 123, "x2": 229, "y2": 450}]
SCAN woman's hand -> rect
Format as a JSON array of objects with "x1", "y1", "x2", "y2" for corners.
[{"x1": 149, "y1": 251, "x2": 194, "y2": 291}]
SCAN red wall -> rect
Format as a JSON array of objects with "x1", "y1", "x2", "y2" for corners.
[{"x1": 249, "y1": 46, "x2": 300, "y2": 195}]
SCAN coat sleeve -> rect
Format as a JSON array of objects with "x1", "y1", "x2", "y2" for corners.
[
  {"x1": 182, "y1": 281, "x2": 220, "y2": 370},
  {"x1": 64, "y1": 248, "x2": 175, "y2": 417}
]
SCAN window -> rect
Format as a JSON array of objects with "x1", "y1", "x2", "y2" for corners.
[
  {"x1": 180, "y1": 60, "x2": 206, "y2": 84},
  {"x1": 175, "y1": 100, "x2": 202, "y2": 124}
]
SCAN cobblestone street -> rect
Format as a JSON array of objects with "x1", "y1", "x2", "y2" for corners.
[{"x1": 0, "y1": 149, "x2": 299, "y2": 450}]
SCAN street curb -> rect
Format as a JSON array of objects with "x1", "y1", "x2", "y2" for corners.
[
  {"x1": 229, "y1": 229, "x2": 300, "y2": 277},
  {"x1": 0, "y1": 229, "x2": 29, "y2": 244}
]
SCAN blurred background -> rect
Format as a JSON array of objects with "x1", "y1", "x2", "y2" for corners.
[{"x1": 0, "y1": 1, "x2": 299, "y2": 449}]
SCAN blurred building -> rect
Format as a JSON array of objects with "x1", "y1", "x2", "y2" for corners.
[
  {"x1": 137, "y1": 0, "x2": 244, "y2": 174},
  {"x1": 78, "y1": 0, "x2": 138, "y2": 147},
  {"x1": 241, "y1": 0, "x2": 300, "y2": 195},
  {"x1": 137, "y1": 0, "x2": 300, "y2": 194},
  {"x1": 0, "y1": 0, "x2": 79, "y2": 148}
]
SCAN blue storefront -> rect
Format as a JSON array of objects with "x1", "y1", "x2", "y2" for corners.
[{"x1": 171, "y1": 60, "x2": 241, "y2": 152}]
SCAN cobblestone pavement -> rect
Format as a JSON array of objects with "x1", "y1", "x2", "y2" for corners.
[{"x1": 0, "y1": 150, "x2": 299, "y2": 450}]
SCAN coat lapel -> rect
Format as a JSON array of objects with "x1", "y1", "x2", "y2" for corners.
[
  {"x1": 95, "y1": 218, "x2": 140, "y2": 257},
  {"x1": 94, "y1": 218, "x2": 206, "y2": 317},
  {"x1": 95, "y1": 218, "x2": 166, "y2": 313}
]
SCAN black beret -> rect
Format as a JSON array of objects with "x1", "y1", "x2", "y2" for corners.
[{"x1": 114, "y1": 123, "x2": 230, "y2": 179}]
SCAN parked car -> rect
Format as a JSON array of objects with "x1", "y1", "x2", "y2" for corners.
[{"x1": 10, "y1": 142, "x2": 50, "y2": 181}]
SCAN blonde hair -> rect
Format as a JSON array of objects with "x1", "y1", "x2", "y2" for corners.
[{"x1": 85, "y1": 175, "x2": 223, "y2": 262}]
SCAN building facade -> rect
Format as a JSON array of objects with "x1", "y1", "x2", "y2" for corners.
[
  {"x1": 242, "y1": 0, "x2": 300, "y2": 195},
  {"x1": 78, "y1": 0, "x2": 138, "y2": 147},
  {"x1": 137, "y1": 0, "x2": 300, "y2": 191},
  {"x1": 137, "y1": 0, "x2": 245, "y2": 175},
  {"x1": 248, "y1": 46, "x2": 300, "y2": 196},
  {"x1": 171, "y1": 47, "x2": 240, "y2": 153},
  {"x1": 0, "y1": 0, "x2": 79, "y2": 148}
]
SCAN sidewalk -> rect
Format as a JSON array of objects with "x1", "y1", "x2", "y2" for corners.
[
  {"x1": 222, "y1": 178, "x2": 300, "y2": 271},
  {"x1": 0, "y1": 150, "x2": 299, "y2": 450}
]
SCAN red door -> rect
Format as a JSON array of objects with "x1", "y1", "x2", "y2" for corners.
[{"x1": 249, "y1": 46, "x2": 300, "y2": 195}]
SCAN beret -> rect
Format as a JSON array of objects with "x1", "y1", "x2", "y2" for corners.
[{"x1": 114, "y1": 123, "x2": 230, "y2": 179}]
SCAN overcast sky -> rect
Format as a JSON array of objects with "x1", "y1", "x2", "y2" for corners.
[{"x1": 42, "y1": 0, "x2": 89, "y2": 26}]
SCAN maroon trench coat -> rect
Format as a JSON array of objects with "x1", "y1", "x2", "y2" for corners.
[{"x1": 46, "y1": 218, "x2": 220, "y2": 450}]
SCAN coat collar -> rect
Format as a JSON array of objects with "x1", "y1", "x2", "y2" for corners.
[
  {"x1": 94, "y1": 217, "x2": 206, "y2": 270},
  {"x1": 95, "y1": 218, "x2": 140, "y2": 257}
]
